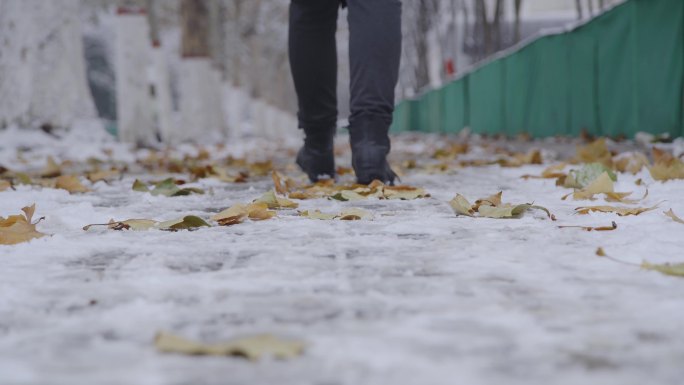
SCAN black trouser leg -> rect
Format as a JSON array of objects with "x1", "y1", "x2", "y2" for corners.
[
  {"x1": 347, "y1": 0, "x2": 402, "y2": 129},
  {"x1": 289, "y1": 0, "x2": 340, "y2": 181},
  {"x1": 288, "y1": 0, "x2": 339, "y2": 133},
  {"x1": 346, "y1": 0, "x2": 402, "y2": 184}
]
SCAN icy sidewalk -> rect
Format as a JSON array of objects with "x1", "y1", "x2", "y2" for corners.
[{"x1": 0, "y1": 130, "x2": 683, "y2": 385}]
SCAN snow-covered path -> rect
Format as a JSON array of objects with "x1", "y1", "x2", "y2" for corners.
[{"x1": 1, "y1": 129, "x2": 683, "y2": 385}]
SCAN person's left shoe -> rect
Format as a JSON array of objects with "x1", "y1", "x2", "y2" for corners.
[{"x1": 296, "y1": 128, "x2": 336, "y2": 183}]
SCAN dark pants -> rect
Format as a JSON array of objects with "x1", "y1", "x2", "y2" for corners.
[{"x1": 288, "y1": 0, "x2": 402, "y2": 135}]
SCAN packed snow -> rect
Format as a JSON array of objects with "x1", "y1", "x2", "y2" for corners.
[{"x1": 0, "y1": 126, "x2": 683, "y2": 385}]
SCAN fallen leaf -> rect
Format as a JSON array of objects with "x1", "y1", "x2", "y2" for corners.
[
  {"x1": 331, "y1": 190, "x2": 367, "y2": 202},
  {"x1": 0, "y1": 180, "x2": 11, "y2": 192},
  {"x1": 87, "y1": 169, "x2": 120, "y2": 183},
  {"x1": 649, "y1": 160, "x2": 684, "y2": 181},
  {"x1": 55, "y1": 175, "x2": 91, "y2": 193},
  {"x1": 565, "y1": 163, "x2": 616, "y2": 189},
  {"x1": 382, "y1": 185, "x2": 430, "y2": 200},
  {"x1": 449, "y1": 194, "x2": 474, "y2": 217},
  {"x1": 248, "y1": 160, "x2": 274, "y2": 177},
  {"x1": 450, "y1": 193, "x2": 554, "y2": 220},
  {"x1": 478, "y1": 203, "x2": 551, "y2": 219},
  {"x1": 156, "y1": 216, "x2": 210, "y2": 231},
  {"x1": 575, "y1": 204, "x2": 659, "y2": 216},
  {"x1": 132, "y1": 179, "x2": 149, "y2": 192},
  {"x1": 596, "y1": 247, "x2": 607, "y2": 257},
  {"x1": 641, "y1": 261, "x2": 684, "y2": 278},
  {"x1": 272, "y1": 171, "x2": 290, "y2": 195},
  {"x1": 575, "y1": 138, "x2": 612, "y2": 167},
  {"x1": 83, "y1": 219, "x2": 157, "y2": 231},
  {"x1": 151, "y1": 179, "x2": 205, "y2": 197},
  {"x1": 338, "y1": 208, "x2": 372, "y2": 221},
  {"x1": 664, "y1": 209, "x2": 684, "y2": 225},
  {"x1": 41, "y1": 156, "x2": 62, "y2": 178},
  {"x1": 300, "y1": 210, "x2": 338, "y2": 220},
  {"x1": 255, "y1": 190, "x2": 299, "y2": 209},
  {"x1": 247, "y1": 203, "x2": 277, "y2": 221},
  {"x1": 559, "y1": 221, "x2": 617, "y2": 231},
  {"x1": 565, "y1": 172, "x2": 614, "y2": 200},
  {"x1": 521, "y1": 163, "x2": 567, "y2": 180},
  {"x1": 212, "y1": 203, "x2": 276, "y2": 225},
  {"x1": 154, "y1": 331, "x2": 305, "y2": 361},
  {"x1": 474, "y1": 191, "x2": 503, "y2": 210},
  {"x1": 0, "y1": 204, "x2": 46, "y2": 245},
  {"x1": 614, "y1": 152, "x2": 650, "y2": 174},
  {"x1": 84, "y1": 217, "x2": 210, "y2": 232}
]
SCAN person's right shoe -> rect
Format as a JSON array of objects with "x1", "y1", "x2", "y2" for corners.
[{"x1": 349, "y1": 117, "x2": 397, "y2": 185}]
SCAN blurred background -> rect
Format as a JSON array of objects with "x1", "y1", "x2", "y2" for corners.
[{"x1": 0, "y1": 0, "x2": 628, "y2": 145}]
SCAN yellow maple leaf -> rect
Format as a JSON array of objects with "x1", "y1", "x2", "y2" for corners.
[{"x1": 0, "y1": 204, "x2": 46, "y2": 245}]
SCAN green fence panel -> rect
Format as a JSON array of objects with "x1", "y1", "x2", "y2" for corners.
[
  {"x1": 503, "y1": 46, "x2": 534, "y2": 136},
  {"x1": 530, "y1": 36, "x2": 571, "y2": 137},
  {"x1": 567, "y1": 20, "x2": 599, "y2": 136},
  {"x1": 442, "y1": 78, "x2": 467, "y2": 133},
  {"x1": 416, "y1": 90, "x2": 443, "y2": 133},
  {"x1": 390, "y1": 100, "x2": 411, "y2": 133},
  {"x1": 595, "y1": 1, "x2": 637, "y2": 137},
  {"x1": 392, "y1": 0, "x2": 684, "y2": 138},
  {"x1": 634, "y1": 0, "x2": 684, "y2": 137},
  {"x1": 469, "y1": 61, "x2": 505, "y2": 134}
]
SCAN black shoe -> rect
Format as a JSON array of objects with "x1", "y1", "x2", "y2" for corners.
[
  {"x1": 296, "y1": 129, "x2": 336, "y2": 183},
  {"x1": 349, "y1": 118, "x2": 397, "y2": 185}
]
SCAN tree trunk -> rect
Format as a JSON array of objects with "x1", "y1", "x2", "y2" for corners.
[
  {"x1": 514, "y1": 0, "x2": 523, "y2": 43},
  {"x1": 492, "y1": 0, "x2": 504, "y2": 52},
  {"x1": 181, "y1": 0, "x2": 210, "y2": 58},
  {"x1": 575, "y1": 0, "x2": 584, "y2": 20},
  {"x1": 178, "y1": 0, "x2": 225, "y2": 143}
]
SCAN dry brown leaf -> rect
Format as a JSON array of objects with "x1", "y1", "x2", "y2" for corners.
[
  {"x1": 559, "y1": 221, "x2": 617, "y2": 231},
  {"x1": 641, "y1": 261, "x2": 684, "y2": 278},
  {"x1": 272, "y1": 171, "x2": 289, "y2": 195},
  {"x1": 0, "y1": 180, "x2": 11, "y2": 192},
  {"x1": 649, "y1": 161, "x2": 684, "y2": 181},
  {"x1": 247, "y1": 203, "x2": 277, "y2": 221},
  {"x1": 474, "y1": 191, "x2": 503, "y2": 210},
  {"x1": 575, "y1": 204, "x2": 658, "y2": 216},
  {"x1": 575, "y1": 138, "x2": 612, "y2": 167},
  {"x1": 664, "y1": 209, "x2": 684, "y2": 225},
  {"x1": 338, "y1": 208, "x2": 372, "y2": 221},
  {"x1": 614, "y1": 152, "x2": 650, "y2": 174},
  {"x1": 212, "y1": 204, "x2": 249, "y2": 226},
  {"x1": 0, "y1": 204, "x2": 46, "y2": 245},
  {"x1": 449, "y1": 194, "x2": 474, "y2": 217},
  {"x1": 255, "y1": 190, "x2": 299, "y2": 209},
  {"x1": 596, "y1": 247, "x2": 607, "y2": 257},
  {"x1": 83, "y1": 219, "x2": 158, "y2": 231},
  {"x1": 55, "y1": 175, "x2": 91, "y2": 193},
  {"x1": 300, "y1": 210, "x2": 338, "y2": 220},
  {"x1": 87, "y1": 169, "x2": 120, "y2": 183},
  {"x1": 41, "y1": 156, "x2": 62, "y2": 178},
  {"x1": 382, "y1": 185, "x2": 430, "y2": 200},
  {"x1": 248, "y1": 160, "x2": 273, "y2": 177},
  {"x1": 154, "y1": 331, "x2": 305, "y2": 361}
]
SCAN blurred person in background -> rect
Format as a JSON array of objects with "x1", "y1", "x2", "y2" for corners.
[{"x1": 289, "y1": 0, "x2": 401, "y2": 184}]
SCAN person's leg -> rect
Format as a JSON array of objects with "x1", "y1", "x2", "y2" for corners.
[
  {"x1": 346, "y1": 0, "x2": 402, "y2": 184},
  {"x1": 289, "y1": 0, "x2": 339, "y2": 182}
]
